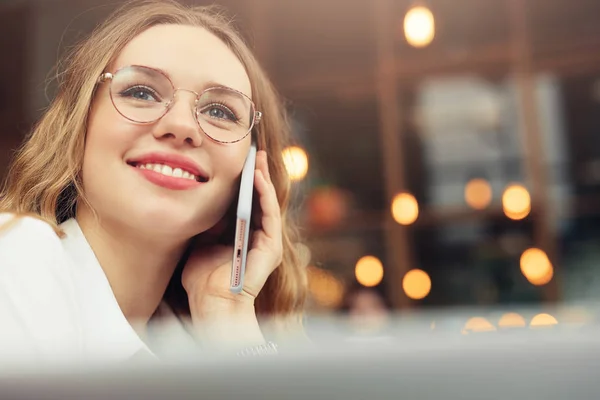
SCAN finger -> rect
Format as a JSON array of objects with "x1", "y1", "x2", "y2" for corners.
[
  {"x1": 251, "y1": 204, "x2": 262, "y2": 230},
  {"x1": 256, "y1": 150, "x2": 272, "y2": 184},
  {"x1": 254, "y1": 169, "x2": 281, "y2": 240}
]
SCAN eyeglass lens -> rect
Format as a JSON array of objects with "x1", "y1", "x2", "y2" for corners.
[{"x1": 109, "y1": 66, "x2": 254, "y2": 143}]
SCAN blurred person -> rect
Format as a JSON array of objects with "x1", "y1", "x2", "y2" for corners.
[
  {"x1": 341, "y1": 286, "x2": 392, "y2": 339},
  {"x1": 0, "y1": 0, "x2": 307, "y2": 365}
]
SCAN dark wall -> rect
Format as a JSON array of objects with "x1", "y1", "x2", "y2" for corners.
[{"x1": 0, "y1": 3, "x2": 30, "y2": 178}]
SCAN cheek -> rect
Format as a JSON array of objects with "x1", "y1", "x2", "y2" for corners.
[
  {"x1": 214, "y1": 144, "x2": 250, "y2": 183},
  {"x1": 81, "y1": 105, "x2": 140, "y2": 190},
  {"x1": 209, "y1": 144, "x2": 250, "y2": 209},
  {"x1": 85, "y1": 104, "x2": 138, "y2": 162}
]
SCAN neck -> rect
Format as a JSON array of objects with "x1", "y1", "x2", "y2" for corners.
[{"x1": 76, "y1": 205, "x2": 188, "y2": 325}]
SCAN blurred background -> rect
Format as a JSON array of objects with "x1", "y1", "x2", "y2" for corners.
[{"x1": 1, "y1": 0, "x2": 600, "y2": 334}]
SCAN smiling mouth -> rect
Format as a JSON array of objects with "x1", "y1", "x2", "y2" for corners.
[{"x1": 127, "y1": 161, "x2": 209, "y2": 182}]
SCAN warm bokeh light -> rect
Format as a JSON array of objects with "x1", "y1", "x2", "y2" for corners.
[
  {"x1": 402, "y1": 269, "x2": 431, "y2": 300},
  {"x1": 391, "y1": 192, "x2": 419, "y2": 225},
  {"x1": 520, "y1": 248, "x2": 554, "y2": 286},
  {"x1": 502, "y1": 184, "x2": 531, "y2": 220},
  {"x1": 506, "y1": 204, "x2": 532, "y2": 221},
  {"x1": 282, "y1": 146, "x2": 309, "y2": 182},
  {"x1": 462, "y1": 317, "x2": 496, "y2": 334},
  {"x1": 530, "y1": 313, "x2": 558, "y2": 327},
  {"x1": 498, "y1": 312, "x2": 526, "y2": 328},
  {"x1": 404, "y1": 6, "x2": 435, "y2": 48},
  {"x1": 307, "y1": 266, "x2": 345, "y2": 308},
  {"x1": 464, "y1": 178, "x2": 492, "y2": 210},
  {"x1": 355, "y1": 255, "x2": 384, "y2": 287},
  {"x1": 529, "y1": 266, "x2": 553, "y2": 286},
  {"x1": 306, "y1": 186, "x2": 350, "y2": 229}
]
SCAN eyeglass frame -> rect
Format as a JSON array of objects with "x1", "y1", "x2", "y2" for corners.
[{"x1": 96, "y1": 65, "x2": 262, "y2": 144}]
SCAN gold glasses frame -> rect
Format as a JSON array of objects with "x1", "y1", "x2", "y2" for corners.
[{"x1": 97, "y1": 65, "x2": 262, "y2": 144}]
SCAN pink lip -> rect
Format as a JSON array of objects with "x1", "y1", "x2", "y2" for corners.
[{"x1": 127, "y1": 152, "x2": 208, "y2": 179}]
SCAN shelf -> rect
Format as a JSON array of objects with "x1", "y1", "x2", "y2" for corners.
[{"x1": 280, "y1": 37, "x2": 600, "y2": 99}]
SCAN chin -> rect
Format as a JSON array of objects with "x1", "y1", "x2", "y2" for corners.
[
  {"x1": 136, "y1": 212, "x2": 198, "y2": 237},
  {"x1": 129, "y1": 204, "x2": 217, "y2": 238}
]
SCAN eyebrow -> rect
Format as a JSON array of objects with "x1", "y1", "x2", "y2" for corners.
[{"x1": 128, "y1": 64, "x2": 250, "y2": 97}]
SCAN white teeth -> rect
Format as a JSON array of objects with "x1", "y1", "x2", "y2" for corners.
[{"x1": 135, "y1": 163, "x2": 199, "y2": 181}]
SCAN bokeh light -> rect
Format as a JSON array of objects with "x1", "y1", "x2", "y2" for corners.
[
  {"x1": 462, "y1": 317, "x2": 496, "y2": 333},
  {"x1": 498, "y1": 312, "x2": 527, "y2": 328},
  {"x1": 402, "y1": 269, "x2": 431, "y2": 300},
  {"x1": 502, "y1": 184, "x2": 531, "y2": 220},
  {"x1": 355, "y1": 255, "x2": 384, "y2": 287},
  {"x1": 306, "y1": 186, "x2": 349, "y2": 229},
  {"x1": 282, "y1": 146, "x2": 309, "y2": 182},
  {"x1": 404, "y1": 6, "x2": 435, "y2": 48},
  {"x1": 520, "y1": 248, "x2": 554, "y2": 286},
  {"x1": 307, "y1": 266, "x2": 345, "y2": 308},
  {"x1": 391, "y1": 192, "x2": 419, "y2": 225},
  {"x1": 465, "y1": 178, "x2": 492, "y2": 210},
  {"x1": 530, "y1": 313, "x2": 558, "y2": 327}
]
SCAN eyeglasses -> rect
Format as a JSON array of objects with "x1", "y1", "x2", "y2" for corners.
[{"x1": 97, "y1": 65, "x2": 262, "y2": 144}]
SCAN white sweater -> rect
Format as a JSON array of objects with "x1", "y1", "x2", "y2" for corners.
[{"x1": 0, "y1": 214, "x2": 192, "y2": 367}]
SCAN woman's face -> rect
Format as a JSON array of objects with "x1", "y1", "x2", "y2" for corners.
[{"x1": 82, "y1": 24, "x2": 253, "y2": 239}]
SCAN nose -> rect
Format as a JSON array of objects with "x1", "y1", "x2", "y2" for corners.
[{"x1": 152, "y1": 89, "x2": 203, "y2": 147}]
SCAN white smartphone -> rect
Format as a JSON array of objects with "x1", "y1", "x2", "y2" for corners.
[{"x1": 230, "y1": 143, "x2": 257, "y2": 293}]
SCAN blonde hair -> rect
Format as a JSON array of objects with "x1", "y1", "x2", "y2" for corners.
[{"x1": 0, "y1": 0, "x2": 307, "y2": 332}]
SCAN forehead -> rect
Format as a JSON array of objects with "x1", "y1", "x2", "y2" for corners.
[{"x1": 112, "y1": 24, "x2": 252, "y2": 97}]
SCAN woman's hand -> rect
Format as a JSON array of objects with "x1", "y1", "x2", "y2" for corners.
[{"x1": 181, "y1": 150, "x2": 283, "y2": 346}]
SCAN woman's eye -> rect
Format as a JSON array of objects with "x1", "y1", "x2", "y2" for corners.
[
  {"x1": 205, "y1": 105, "x2": 238, "y2": 122},
  {"x1": 122, "y1": 86, "x2": 159, "y2": 102}
]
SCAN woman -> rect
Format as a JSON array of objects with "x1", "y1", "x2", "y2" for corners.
[{"x1": 0, "y1": 0, "x2": 307, "y2": 364}]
